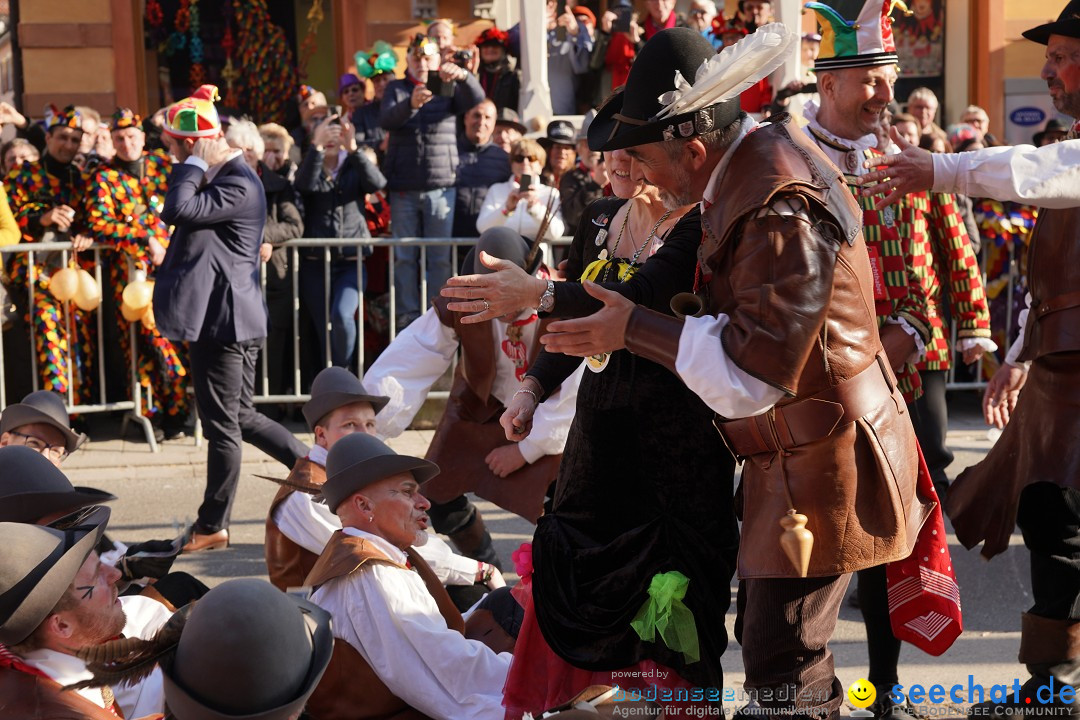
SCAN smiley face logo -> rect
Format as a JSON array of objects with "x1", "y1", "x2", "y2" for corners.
[{"x1": 847, "y1": 679, "x2": 876, "y2": 709}]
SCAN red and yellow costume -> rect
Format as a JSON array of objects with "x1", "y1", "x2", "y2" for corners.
[
  {"x1": 85, "y1": 146, "x2": 188, "y2": 420},
  {"x1": 5, "y1": 119, "x2": 97, "y2": 400}
]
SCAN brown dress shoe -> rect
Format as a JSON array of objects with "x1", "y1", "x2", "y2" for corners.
[{"x1": 182, "y1": 528, "x2": 229, "y2": 552}]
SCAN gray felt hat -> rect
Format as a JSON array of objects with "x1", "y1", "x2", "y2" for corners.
[
  {"x1": 0, "y1": 446, "x2": 116, "y2": 523},
  {"x1": 162, "y1": 578, "x2": 334, "y2": 720},
  {"x1": 0, "y1": 506, "x2": 110, "y2": 645},
  {"x1": 301, "y1": 366, "x2": 389, "y2": 431},
  {"x1": 319, "y1": 432, "x2": 439, "y2": 512},
  {"x1": 0, "y1": 390, "x2": 86, "y2": 454}
]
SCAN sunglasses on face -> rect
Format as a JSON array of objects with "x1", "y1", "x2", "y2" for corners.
[{"x1": 512, "y1": 154, "x2": 538, "y2": 163}]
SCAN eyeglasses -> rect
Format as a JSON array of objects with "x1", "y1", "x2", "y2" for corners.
[
  {"x1": 511, "y1": 154, "x2": 538, "y2": 163},
  {"x1": 689, "y1": 9, "x2": 708, "y2": 16},
  {"x1": 7, "y1": 429, "x2": 68, "y2": 461}
]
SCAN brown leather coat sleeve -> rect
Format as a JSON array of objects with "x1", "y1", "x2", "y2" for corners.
[
  {"x1": 720, "y1": 206, "x2": 842, "y2": 396},
  {"x1": 624, "y1": 306, "x2": 684, "y2": 374}
]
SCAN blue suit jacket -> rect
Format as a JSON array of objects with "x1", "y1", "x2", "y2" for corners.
[{"x1": 155, "y1": 156, "x2": 268, "y2": 343}]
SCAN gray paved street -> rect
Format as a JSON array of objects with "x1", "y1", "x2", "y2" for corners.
[{"x1": 63, "y1": 392, "x2": 1030, "y2": 715}]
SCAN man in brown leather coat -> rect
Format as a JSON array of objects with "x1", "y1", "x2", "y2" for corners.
[{"x1": 542, "y1": 27, "x2": 928, "y2": 720}]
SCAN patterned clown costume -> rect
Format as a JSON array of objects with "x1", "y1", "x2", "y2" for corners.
[
  {"x1": 5, "y1": 110, "x2": 97, "y2": 401},
  {"x1": 85, "y1": 145, "x2": 189, "y2": 421}
]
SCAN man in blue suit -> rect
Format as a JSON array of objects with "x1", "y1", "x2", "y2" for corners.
[{"x1": 155, "y1": 85, "x2": 307, "y2": 552}]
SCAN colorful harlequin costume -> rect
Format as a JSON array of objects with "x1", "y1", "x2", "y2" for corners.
[
  {"x1": 801, "y1": 1, "x2": 962, "y2": 713},
  {"x1": 4, "y1": 105, "x2": 97, "y2": 400},
  {"x1": 84, "y1": 108, "x2": 188, "y2": 422}
]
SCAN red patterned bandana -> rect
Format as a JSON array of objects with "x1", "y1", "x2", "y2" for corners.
[{"x1": 501, "y1": 314, "x2": 538, "y2": 382}]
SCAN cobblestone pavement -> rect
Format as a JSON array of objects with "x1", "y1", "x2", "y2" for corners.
[{"x1": 63, "y1": 392, "x2": 1031, "y2": 716}]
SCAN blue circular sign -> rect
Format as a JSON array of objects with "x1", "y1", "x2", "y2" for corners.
[{"x1": 1010, "y1": 107, "x2": 1046, "y2": 127}]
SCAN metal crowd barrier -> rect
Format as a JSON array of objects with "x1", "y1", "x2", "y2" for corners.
[{"x1": 1, "y1": 234, "x2": 1013, "y2": 452}]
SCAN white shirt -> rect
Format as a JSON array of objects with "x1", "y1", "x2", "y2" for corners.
[
  {"x1": 365, "y1": 306, "x2": 582, "y2": 464},
  {"x1": 20, "y1": 595, "x2": 170, "y2": 718},
  {"x1": 310, "y1": 527, "x2": 511, "y2": 720},
  {"x1": 271, "y1": 450, "x2": 480, "y2": 585},
  {"x1": 476, "y1": 179, "x2": 566, "y2": 241},
  {"x1": 183, "y1": 149, "x2": 244, "y2": 183},
  {"x1": 932, "y1": 137, "x2": 1080, "y2": 209}
]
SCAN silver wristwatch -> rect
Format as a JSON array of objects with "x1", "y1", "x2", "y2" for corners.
[{"x1": 537, "y1": 279, "x2": 556, "y2": 313}]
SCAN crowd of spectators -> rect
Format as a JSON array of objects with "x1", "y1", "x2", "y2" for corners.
[{"x1": 0, "y1": 3, "x2": 1066, "y2": 444}]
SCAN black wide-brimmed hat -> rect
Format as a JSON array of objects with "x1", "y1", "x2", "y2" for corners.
[
  {"x1": 1023, "y1": 0, "x2": 1080, "y2": 44},
  {"x1": 0, "y1": 390, "x2": 86, "y2": 454},
  {"x1": 1034, "y1": 117, "x2": 1072, "y2": 145},
  {"x1": 301, "y1": 366, "x2": 389, "y2": 431},
  {"x1": 161, "y1": 578, "x2": 333, "y2": 720},
  {"x1": 319, "y1": 432, "x2": 439, "y2": 512},
  {"x1": 0, "y1": 506, "x2": 110, "y2": 645},
  {"x1": 589, "y1": 28, "x2": 740, "y2": 152},
  {"x1": 539, "y1": 119, "x2": 576, "y2": 150},
  {"x1": 461, "y1": 227, "x2": 539, "y2": 276},
  {"x1": 494, "y1": 107, "x2": 527, "y2": 135},
  {"x1": 0, "y1": 446, "x2": 116, "y2": 523}
]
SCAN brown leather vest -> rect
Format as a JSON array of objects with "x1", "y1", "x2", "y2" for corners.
[
  {"x1": 264, "y1": 457, "x2": 325, "y2": 592},
  {"x1": 701, "y1": 117, "x2": 929, "y2": 577},
  {"x1": 301, "y1": 532, "x2": 463, "y2": 720},
  {"x1": 0, "y1": 663, "x2": 120, "y2": 720},
  {"x1": 1017, "y1": 204, "x2": 1080, "y2": 361}
]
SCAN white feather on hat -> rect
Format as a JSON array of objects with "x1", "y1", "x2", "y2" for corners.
[{"x1": 655, "y1": 22, "x2": 797, "y2": 120}]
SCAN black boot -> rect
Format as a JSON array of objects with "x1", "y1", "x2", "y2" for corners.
[
  {"x1": 868, "y1": 685, "x2": 919, "y2": 720},
  {"x1": 448, "y1": 512, "x2": 503, "y2": 570}
]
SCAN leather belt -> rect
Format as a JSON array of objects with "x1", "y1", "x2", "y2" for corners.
[{"x1": 714, "y1": 354, "x2": 897, "y2": 459}]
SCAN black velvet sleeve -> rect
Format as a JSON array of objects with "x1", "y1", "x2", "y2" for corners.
[
  {"x1": 526, "y1": 349, "x2": 584, "y2": 401},
  {"x1": 548, "y1": 204, "x2": 702, "y2": 318}
]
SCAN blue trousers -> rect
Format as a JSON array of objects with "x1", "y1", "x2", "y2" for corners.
[{"x1": 391, "y1": 188, "x2": 456, "y2": 325}]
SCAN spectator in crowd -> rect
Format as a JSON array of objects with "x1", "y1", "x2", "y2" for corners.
[
  {"x1": 227, "y1": 119, "x2": 304, "y2": 402},
  {"x1": 769, "y1": 32, "x2": 821, "y2": 121},
  {"x1": 476, "y1": 27, "x2": 520, "y2": 114},
  {"x1": 291, "y1": 85, "x2": 329, "y2": 163},
  {"x1": 73, "y1": 106, "x2": 105, "y2": 172},
  {"x1": 571, "y1": 5, "x2": 603, "y2": 112},
  {"x1": 492, "y1": 107, "x2": 526, "y2": 154},
  {"x1": 294, "y1": 110, "x2": 386, "y2": 371},
  {"x1": 306, "y1": 432, "x2": 513, "y2": 720},
  {"x1": 1033, "y1": 116, "x2": 1070, "y2": 145},
  {"x1": 907, "y1": 86, "x2": 949, "y2": 145},
  {"x1": 558, "y1": 113, "x2": 605, "y2": 232},
  {"x1": 1, "y1": 137, "x2": 40, "y2": 175},
  {"x1": 592, "y1": 1, "x2": 641, "y2": 94},
  {"x1": 707, "y1": 11, "x2": 747, "y2": 50},
  {"x1": 7, "y1": 105, "x2": 97, "y2": 401},
  {"x1": 258, "y1": 121, "x2": 297, "y2": 180},
  {"x1": 477, "y1": 138, "x2": 565, "y2": 242},
  {"x1": 947, "y1": 123, "x2": 981, "y2": 152},
  {"x1": 891, "y1": 111, "x2": 922, "y2": 145},
  {"x1": 0, "y1": 100, "x2": 45, "y2": 153},
  {"x1": 737, "y1": 0, "x2": 774, "y2": 31},
  {"x1": 87, "y1": 108, "x2": 188, "y2": 438},
  {"x1": 380, "y1": 34, "x2": 484, "y2": 329},
  {"x1": 960, "y1": 104, "x2": 991, "y2": 140},
  {"x1": 919, "y1": 132, "x2": 949, "y2": 153},
  {"x1": 687, "y1": 0, "x2": 718, "y2": 32},
  {"x1": 540, "y1": 119, "x2": 577, "y2": 190},
  {"x1": 338, "y1": 72, "x2": 365, "y2": 118},
  {"x1": 454, "y1": 99, "x2": 512, "y2": 242},
  {"x1": 643, "y1": 0, "x2": 685, "y2": 40},
  {"x1": 427, "y1": 18, "x2": 460, "y2": 64},
  {"x1": 353, "y1": 42, "x2": 399, "y2": 158},
  {"x1": 546, "y1": 0, "x2": 594, "y2": 115}
]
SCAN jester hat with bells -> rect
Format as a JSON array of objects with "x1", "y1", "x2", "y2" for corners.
[
  {"x1": 588, "y1": 25, "x2": 796, "y2": 152},
  {"x1": 805, "y1": 0, "x2": 912, "y2": 71},
  {"x1": 163, "y1": 84, "x2": 222, "y2": 139}
]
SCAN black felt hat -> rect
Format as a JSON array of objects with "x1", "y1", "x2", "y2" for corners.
[
  {"x1": 0, "y1": 506, "x2": 110, "y2": 645},
  {"x1": 588, "y1": 28, "x2": 740, "y2": 152},
  {"x1": 301, "y1": 367, "x2": 389, "y2": 431},
  {"x1": 540, "y1": 119, "x2": 576, "y2": 150},
  {"x1": 0, "y1": 446, "x2": 116, "y2": 523},
  {"x1": 460, "y1": 227, "x2": 539, "y2": 276},
  {"x1": 1034, "y1": 117, "x2": 1071, "y2": 145},
  {"x1": 319, "y1": 433, "x2": 439, "y2": 512},
  {"x1": 1023, "y1": 0, "x2": 1080, "y2": 44},
  {"x1": 162, "y1": 578, "x2": 333, "y2": 720},
  {"x1": 494, "y1": 107, "x2": 527, "y2": 135},
  {"x1": 1, "y1": 390, "x2": 86, "y2": 454}
]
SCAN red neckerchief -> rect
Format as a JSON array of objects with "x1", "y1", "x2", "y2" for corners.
[
  {"x1": 644, "y1": 11, "x2": 677, "y2": 40},
  {"x1": 405, "y1": 71, "x2": 425, "y2": 88},
  {"x1": 0, "y1": 643, "x2": 50, "y2": 680}
]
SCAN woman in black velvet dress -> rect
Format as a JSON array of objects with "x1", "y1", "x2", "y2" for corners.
[{"x1": 443, "y1": 149, "x2": 738, "y2": 715}]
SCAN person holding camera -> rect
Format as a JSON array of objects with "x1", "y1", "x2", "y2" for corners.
[
  {"x1": 546, "y1": 0, "x2": 594, "y2": 115},
  {"x1": 476, "y1": 138, "x2": 565, "y2": 243},
  {"x1": 380, "y1": 34, "x2": 484, "y2": 329}
]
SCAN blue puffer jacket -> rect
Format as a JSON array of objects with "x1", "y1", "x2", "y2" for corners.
[
  {"x1": 379, "y1": 72, "x2": 485, "y2": 192},
  {"x1": 453, "y1": 138, "x2": 511, "y2": 237}
]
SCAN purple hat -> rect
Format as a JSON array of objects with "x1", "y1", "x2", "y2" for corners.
[{"x1": 338, "y1": 73, "x2": 362, "y2": 95}]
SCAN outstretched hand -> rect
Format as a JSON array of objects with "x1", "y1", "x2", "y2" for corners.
[
  {"x1": 983, "y1": 362, "x2": 1027, "y2": 429},
  {"x1": 441, "y1": 251, "x2": 545, "y2": 324},
  {"x1": 540, "y1": 281, "x2": 633, "y2": 357},
  {"x1": 855, "y1": 127, "x2": 935, "y2": 210}
]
